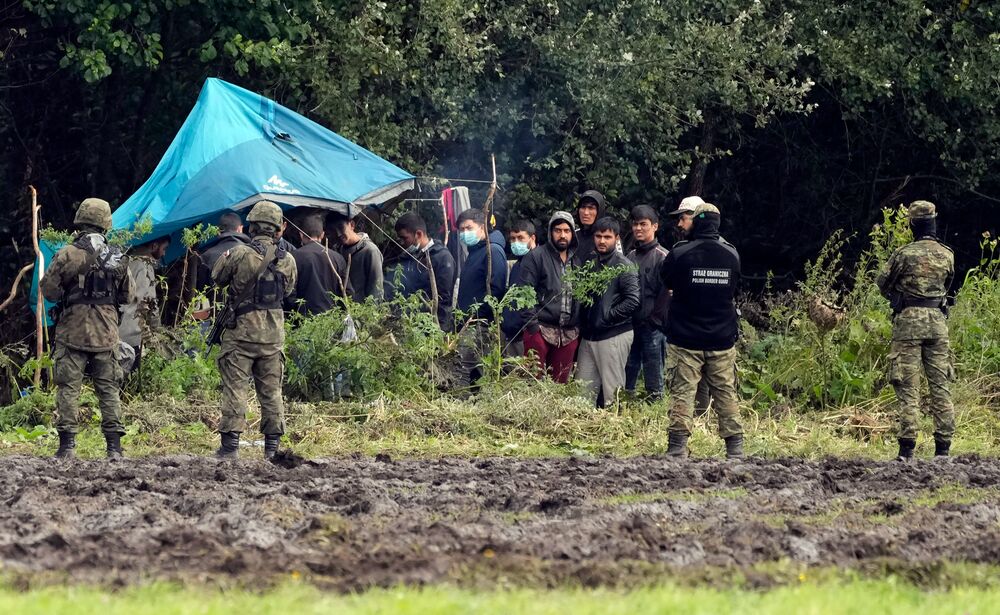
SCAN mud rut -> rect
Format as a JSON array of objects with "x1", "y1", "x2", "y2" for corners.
[{"x1": 1, "y1": 454, "x2": 1000, "y2": 589}]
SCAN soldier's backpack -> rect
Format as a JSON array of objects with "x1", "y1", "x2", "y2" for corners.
[
  {"x1": 234, "y1": 240, "x2": 287, "y2": 316},
  {"x1": 63, "y1": 233, "x2": 125, "y2": 309}
]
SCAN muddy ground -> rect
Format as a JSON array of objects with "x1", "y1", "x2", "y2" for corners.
[{"x1": 1, "y1": 454, "x2": 999, "y2": 589}]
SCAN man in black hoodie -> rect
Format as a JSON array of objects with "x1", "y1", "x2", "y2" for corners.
[
  {"x1": 660, "y1": 203, "x2": 744, "y2": 458},
  {"x1": 197, "y1": 212, "x2": 250, "y2": 293},
  {"x1": 625, "y1": 205, "x2": 670, "y2": 402},
  {"x1": 291, "y1": 212, "x2": 347, "y2": 316},
  {"x1": 515, "y1": 211, "x2": 580, "y2": 383},
  {"x1": 575, "y1": 217, "x2": 640, "y2": 408},
  {"x1": 575, "y1": 190, "x2": 606, "y2": 259}
]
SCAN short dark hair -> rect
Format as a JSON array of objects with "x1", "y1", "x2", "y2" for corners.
[
  {"x1": 218, "y1": 212, "x2": 242, "y2": 232},
  {"x1": 395, "y1": 212, "x2": 427, "y2": 235},
  {"x1": 630, "y1": 205, "x2": 659, "y2": 225},
  {"x1": 593, "y1": 217, "x2": 620, "y2": 235},
  {"x1": 509, "y1": 219, "x2": 536, "y2": 236},
  {"x1": 327, "y1": 212, "x2": 351, "y2": 228},
  {"x1": 299, "y1": 212, "x2": 325, "y2": 238},
  {"x1": 456, "y1": 209, "x2": 485, "y2": 227}
]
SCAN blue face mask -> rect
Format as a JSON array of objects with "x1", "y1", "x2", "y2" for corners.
[
  {"x1": 510, "y1": 241, "x2": 530, "y2": 256},
  {"x1": 459, "y1": 230, "x2": 481, "y2": 247}
]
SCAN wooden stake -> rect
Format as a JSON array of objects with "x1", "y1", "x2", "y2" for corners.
[
  {"x1": 483, "y1": 154, "x2": 497, "y2": 299},
  {"x1": 29, "y1": 186, "x2": 44, "y2": 387}
]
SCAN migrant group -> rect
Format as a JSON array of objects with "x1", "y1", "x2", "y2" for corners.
[{"x1": 39, "y1": 194, "x2": 955, "y2": 462}]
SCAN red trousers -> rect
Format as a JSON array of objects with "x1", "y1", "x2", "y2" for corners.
[{"x1": 523, "y1": 329, "x2": 579, "y2": 384}]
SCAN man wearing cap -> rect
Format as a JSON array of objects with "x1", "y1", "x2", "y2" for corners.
[
  {"x1": 877, "y1": 201, "x2": 955, "y2": 460},
  {"x1": 668, "y1": 195, "x2": 712, "y2": 415},
  {"x1": 41, "y1": 197, "x2": 135, "y2": 459},
  {"x1": 660, "y1": 203, "x2": 744, "y2": 459},
  {"x1": 211, "y1": 200, "x2": 297, "y2": 460}
]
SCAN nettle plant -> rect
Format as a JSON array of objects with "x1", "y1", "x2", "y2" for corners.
[
  {"x1": 740, "y1": 207, "x2": 911, "y2": 411},
  {"x1": 284, "y1": 290, "x2": 449, "y2": 402}
]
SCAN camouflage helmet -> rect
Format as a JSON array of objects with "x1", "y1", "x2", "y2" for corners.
[
  {"x1": 693, "y1": 203, "x2": 720, "y2": 217},
  {"x1": 908, "y1": 200, "x2": 937, "y2": 220},
  {"x1": 246, "y1": 200, "x2": 283, "y2": 227},
  {"x1": 74, "y1": 197, "x2": 113, "y2": 231}
]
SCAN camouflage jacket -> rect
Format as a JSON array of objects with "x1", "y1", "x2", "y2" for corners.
[
  {"x1": 211, "y1": 235, "x2": 297, "y2": 348},
  {"x1": 876, "y1": 238, "x2": 954, "y2": 340},
  {"x1": 40, "y1": 232, "x2": 136, "y2": 352},
  {"x1": 118, "y1": 255, "x2": 161, "y2": 349}
]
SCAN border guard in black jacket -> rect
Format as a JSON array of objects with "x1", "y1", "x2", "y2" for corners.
[{"x1": 660, "y1": 203, "x2": 744, "y2": 458}]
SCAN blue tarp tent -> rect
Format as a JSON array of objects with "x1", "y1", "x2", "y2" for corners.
[
  {"x1": 32, "y1": 78, "x2": 415, "y2": 317},
  {"x1": 114, "y1": 77, "x2": 415, "y2": 246}
]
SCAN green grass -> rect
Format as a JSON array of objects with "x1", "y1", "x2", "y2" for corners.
[
  {"x1": 2, "y1": 376, "x2": 997, "y2": 460},
  {"x1": 912, "y1": 484, "x2": 1000, "y2": 507},
  {"x1": 1, "y1": 580, "x2": 999, "y2": 615},
  {"x1": 600, "y1": 487, "x2": 748, "y2": 505}
]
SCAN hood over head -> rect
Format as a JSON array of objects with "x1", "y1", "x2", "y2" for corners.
[
  {"x1": 547, "y1": 210, "x2": 578, "y2": 249},
  {"x1": 691, "y1": 203, "x2": 721, "y2": 240},
  {"x1": 576, "y1": 190, "x2": 607, "y2": 227}
]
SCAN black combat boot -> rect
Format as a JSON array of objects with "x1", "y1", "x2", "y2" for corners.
[
  {"x1": 934, "y1": 435, "x2": 951, "y2": 457},
  {"x1": 54, "y1": 431, "x2": 76, "y2": 459},
  {"x1": 104, "y1": 432, "x2": 124, "y2": 460},
  {"x1": 896, "y1": 438, "x2": 916, "y2": 461},
  {"x1": 725, "y1": 434, "x2": 745, "y2": 459},
  {"x1": 264, "y1": 434, "x2": 281, "y2": 460},
  {"x1": 666, "y1": 432, "x2": 689, "y2": 458},
  {"x1": 215, "y1": 431, "x2": 240, "y2": 459}
]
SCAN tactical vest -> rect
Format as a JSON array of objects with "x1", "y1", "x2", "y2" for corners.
[
  {"x1": 235, "y1": 240, "x2": 287, "y2": 316},
  {"x1": 63, "y1": 234, "x2": 124, "y2": 308}
]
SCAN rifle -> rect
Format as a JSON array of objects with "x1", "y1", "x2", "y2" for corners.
[{"x1": 207, "y1": 245, "x2": 277, "y2": 346}]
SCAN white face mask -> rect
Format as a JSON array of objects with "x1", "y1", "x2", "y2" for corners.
[{"x1": 510, "y1": 241, "x2": 530, "y2": 256}]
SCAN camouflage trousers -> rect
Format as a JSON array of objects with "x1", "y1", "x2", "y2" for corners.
[
  {"x1": 888, "y1": 337, "x2": 955, "y2": 440},
  {"x1": 217, "y1": 342, "x2": 286, "y2": 435},
  {"x1": 52, "y1": 343, "x2": 124, "y2": 434},
  {"x1": 666, "y1": 345, "x2": 743, "y2": 438}
]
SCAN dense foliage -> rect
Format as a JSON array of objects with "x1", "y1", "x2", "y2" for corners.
[{"x1": 1, "y1": 0, "x2": 996, "y2": 279}]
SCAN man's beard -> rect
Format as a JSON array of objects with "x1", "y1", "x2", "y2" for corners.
[{"x1": 553, "y1": 239, "x2": 570, "y2": 250}]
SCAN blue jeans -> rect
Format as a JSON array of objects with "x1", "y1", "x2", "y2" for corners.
[{"x1": 625, "y1": 324, "x2": 666, "y2": 399}]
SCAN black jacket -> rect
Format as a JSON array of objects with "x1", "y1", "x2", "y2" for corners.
[
  {"x1": 394, "y1": 240, "x2": 457, "y2": 330},
  {"x1": 501, "y1": 256, "x2": 527, "y2": 340},
  {"x1": 515, "y1": 211, "x2": 580, "y2": 333},
  {"x1": 197, "y1": 231, "x2": 250, "y2": 290},
  {"x1": 291, "y1": 240, "x2": 347, "y2": 316},
  {"x1": 660, "y1": 214, "x2": 740, "y2": 350},
  {"x1": 579, "y1": 250, "x2": 640, "y2": 341},
  {"x1": 627, "y1": 239, "x2": 670, "y2": 329},
  {"x1": 575, "y1": 189, "x2": 606, "y2": 260}
]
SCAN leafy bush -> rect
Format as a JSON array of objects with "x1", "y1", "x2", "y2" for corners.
[
  {"x1": 740, "y1": 207, "x2": 914, "y2": 411},
  {"x1": 285, "y1": 290, "x2": 449, "y2": 401},
  {"x1": 950, "y1": 234, "x2": 1000, "y2": 380},
  {"x1": 130, "y1": 324, "x2": 220, "y2": 400}
]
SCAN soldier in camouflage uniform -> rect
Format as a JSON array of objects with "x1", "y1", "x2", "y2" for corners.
[
  {"x1": 877, "y1": 201, "x2": 955, "y2": 459},
  {"x1": 211, "y1": 201, "x2": 297, "y2": 460},
  {"x1": 40, "y1": 198, "x2": 135, "y2": 459}
]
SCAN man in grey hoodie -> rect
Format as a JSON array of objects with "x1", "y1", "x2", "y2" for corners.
[
  {"x1": 515, "y1": 211, "x2": 580, "y2": 383},
  {"x1": 328, "y1": 212, "x2": 384, "y2": 302}
]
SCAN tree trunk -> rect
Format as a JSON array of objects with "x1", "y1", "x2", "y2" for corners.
[{"x1": 683, "y1": 110, "x2": 719, "y2": 197}]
